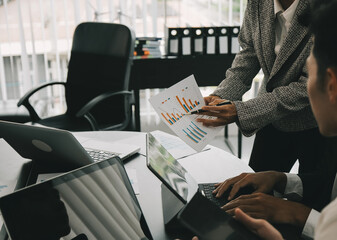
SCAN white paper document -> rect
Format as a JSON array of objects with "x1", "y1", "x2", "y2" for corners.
[
  {"x1": 150, "y1": 130, "x2": 210, "y2": 159},
  {"x1": 149, "y1": 75, "x2": 223, "y2": 152}
]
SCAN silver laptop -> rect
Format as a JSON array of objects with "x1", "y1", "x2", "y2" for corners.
[
  {"x1": 0, "y1": 157, "x2": 152, "y2": 240},
  {"x1": 0, "y1": 120, "x2": 140, "y2": 172}
]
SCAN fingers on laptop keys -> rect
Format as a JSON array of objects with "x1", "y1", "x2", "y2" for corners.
[
  {"x1": 213, "y1": 173, "x2": 249, "y2": 200},
  {"x1": 213, "y1": 173, "x2": 256, "y2": 202}
]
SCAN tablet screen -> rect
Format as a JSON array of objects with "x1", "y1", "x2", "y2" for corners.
[
  {"x1": 0, "y1": 158, "x2": 151, "y2": 240},
  {"x1": 146, "y1": 133, "x2": 198, "y2": 203}
]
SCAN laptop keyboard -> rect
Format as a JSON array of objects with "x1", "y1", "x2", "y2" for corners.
[
  {"x1": 199, "y1": 183, "x2": 228, "y2": 208},
  {"x1": 85, "y1": 148, "x2": 120, "y2": 162}
]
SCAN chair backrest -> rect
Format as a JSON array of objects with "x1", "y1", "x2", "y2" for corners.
[{"x1": 65, "y1": 22, "x2": 135, "y2": 126}]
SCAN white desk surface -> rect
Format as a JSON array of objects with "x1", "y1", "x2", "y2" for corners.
[
  {"x1": 74, "y1": 131, "x2": 253, "y2": 240},
  {"x1": 0, "y1": 131, "x2": 253, "y2": 240}
]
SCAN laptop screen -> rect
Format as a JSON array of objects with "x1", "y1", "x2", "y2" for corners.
[
  {"x1": 0, "y1": 157, "x2": 152, "y2": 240},
  {"x1": 146, "y1": 133, "x2": 198, "y2": 204}
]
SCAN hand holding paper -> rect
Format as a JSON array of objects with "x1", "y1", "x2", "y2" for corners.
[
  {"x1": 185, "y1": 100, "x2": 231, "y2": 115},
  {"x1": 196, "y1": 98, "x2": 238, "y2": 127}
]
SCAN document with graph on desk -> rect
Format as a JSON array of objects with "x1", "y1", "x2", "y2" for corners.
[{"x1": 149, "y1": 75, "x2": 223, "y2": 152}]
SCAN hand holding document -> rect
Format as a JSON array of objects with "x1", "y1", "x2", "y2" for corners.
[
  {"x1": 149, "y1": 75, "x2": 224, "y2": 152},
  {"x1": 184, "y1": 100, "x2": 231, "y2": 115}
]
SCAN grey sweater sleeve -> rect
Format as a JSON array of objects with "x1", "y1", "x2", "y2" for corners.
[
  {"x1": 234, "y1": 63, "x2": 310, "y2": 136},
  {"x1": 212, "y1": 0, "x2": 313, "y2": 137},
  {"x1": 212, "y1": 1, "x2": 261, "y2": 102}
]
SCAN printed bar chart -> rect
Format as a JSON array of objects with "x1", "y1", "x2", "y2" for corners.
[{"x1": 149, "y1": 75, "x2": 223, "y2": 152}]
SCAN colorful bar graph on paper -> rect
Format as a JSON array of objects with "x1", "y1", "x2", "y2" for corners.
[
  {"x1": 176, "y1": 95, "x2": 202, "y2": 113},
  {"x1": 182, "y1": 97, "x2": 192, "y2": 110},
  {"x1": 149, "y1": 75, "x2": 224, "y2": 152},
  {"x1": 192, "y1": 121, "x2": 207, "y2": 135},
  {"x1": 161, "y1": 113, "x2": 172, "y2": 125},
  {"x1": 171, "y1": 114, "x2": 178, "y2": 120},
  {"x1": 187, "y1": 128, "x2": 201, "y2": 140},
  {"x1": 190, "y1": 125, "x2": 204, "y2": 137},
  {"x1": 189, "y1": 99, "x2": 194, "y2": 108},
  {"x1": 166, "y1": 113, "x2": 176, "y2": 123},
  {"x1": 161, "y1": 110, "x2": 187, "y2": 125},
  {"x1": 176, "y1": 96, "x2": 189, "y2": 113},
  {"x1": 183, "y1": 123, "x2": 208, "y2": 143},
  {"x1": 183, "y1": 129, "x2": 198, "y2": 143}
]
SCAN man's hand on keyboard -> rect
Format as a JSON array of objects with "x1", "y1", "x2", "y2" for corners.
[
  {"x1": 221, "y1": 192, "x2": 311, "y2": 227},
  {"x1": 213, "y1": 171, "x2": 287, "y2": 201}
]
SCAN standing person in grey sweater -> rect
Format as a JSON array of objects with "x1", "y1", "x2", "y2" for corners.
[{"x1": 197, "y1": 0, "x2": 327, "y2": 173}]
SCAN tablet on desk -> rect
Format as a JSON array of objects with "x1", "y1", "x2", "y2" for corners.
[
  {"x1": 0, "y1": 157, "x2": 152, "y2": 240},
  {"x1": 177, "y1": 192, "x2": 259, "y2": 240}
]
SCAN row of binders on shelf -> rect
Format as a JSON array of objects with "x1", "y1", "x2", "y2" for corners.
[
  {"x1": 134, "y1": 37, "x2": 162, "y2": 59},
  {"x1": 166, "y1": 26, "x2": 240, "y2": 56}
]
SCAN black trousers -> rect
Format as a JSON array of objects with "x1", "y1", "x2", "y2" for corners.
[{"x1": 249, "y1": 124, "x2": 327, "y2": 174}]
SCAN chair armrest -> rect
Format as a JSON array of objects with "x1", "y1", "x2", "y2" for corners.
[
  {"x1": 17, "y1": 81, "x2": 66, "y2": 122},
  {"x1": 76, "y1": 90, "x2": 133, "y2": 118},
  {"x1": 17, "y1": 81, "x2": 66, "y2": 107}
]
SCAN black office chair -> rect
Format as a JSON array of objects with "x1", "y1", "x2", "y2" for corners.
[{"x1": 17, "y1": 22, "x2": 135, "y2": 131}]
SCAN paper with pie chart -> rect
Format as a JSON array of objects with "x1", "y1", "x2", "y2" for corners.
[{"x1": 149, "y1": 75, "x2": 223, "y2": 152}]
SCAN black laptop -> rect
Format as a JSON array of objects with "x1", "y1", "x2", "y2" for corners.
[
  {"x1": 147, "y1": 133, "x2": 223, "y2": 206},
  {"x1": 146, "y1": 133, "x2": 260, "y2": 240},
  {"x1": 146, "y1": 133, "x2": 253, "y2": 207},
  {"x1": 0, "y1": 157, "x2": 152, "y2": 240}
]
